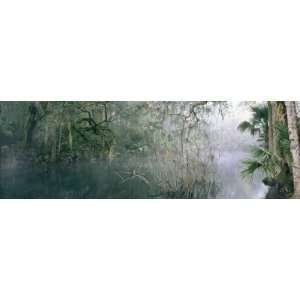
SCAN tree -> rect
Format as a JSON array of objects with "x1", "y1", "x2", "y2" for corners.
[
  {"x1": 24, "y1": 102, "x2": 39, "y2": 147},
  {"x1": 237, "y1": 104, "x2": 268, "y2": 148},
  {"x1": 285, "y1": 101, "x2": 300, "y2": 198},
  {"x1": 239, "y1": 102, "x2": 294, "y2": 198}
]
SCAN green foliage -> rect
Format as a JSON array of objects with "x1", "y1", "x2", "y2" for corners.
[
  {"x1": 0, "y1": 102, "x2": 29, "y2": 144},
  {"x1": 239, "y1": 103, "x2": 292, "y2": 182},
  {"x1": 238, "y1": 104, "x2": 268, "y2": 146},
  {"x1": 274, "y1": 122, "x2": 291, "y2": 161},
  {"x1": 238, "y1": 121, "x2": 258, "y2": 135},
  {"x1": 0, "y1": 117, "x2": 15, "y2": 138},
  {"x1": 239, "y1": 103, "x2": 299, "y2": 199},
  {"x1": 251, "y1": 105, "x2": 268, "y2": 121},
  {"x1": 241, "y1": 146, "x2": 282, "y2": 179},
  {"x1": 1, "y1": 101, "x2": 228, "y2": 199}
]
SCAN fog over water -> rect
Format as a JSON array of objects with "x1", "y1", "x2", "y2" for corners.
[
  {"x1": 216, "y1": 150, "x2": 267, "y2": 198},
  {"x1": 210, "y1": 102, "x2": 267, "y2": 198},
  {"x1": 0, "y1": 102, "x2": 268, "y2": 198}
]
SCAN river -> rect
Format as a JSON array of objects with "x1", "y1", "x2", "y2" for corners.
[{"x1": 0, "y1": 150, "x2": 267, "y2": 199}]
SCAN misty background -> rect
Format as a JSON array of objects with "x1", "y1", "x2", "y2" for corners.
[{"x1": 0, "y1": 101, "x2": 267, "y2": 198}]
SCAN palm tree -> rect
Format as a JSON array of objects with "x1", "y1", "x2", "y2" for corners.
[
  {"x1": 285, "y1": 101, "x2": 300, "y2": 198},
  {"x1": 238, "y1": 105, "x2": 268, "y2": 148},
  {"x1": 239, "y1": 102, "x2": 294, "y2": 198}
]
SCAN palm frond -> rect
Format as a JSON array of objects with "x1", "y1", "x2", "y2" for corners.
[
  {"x1": 237, "y1": 121, "x2": 252, "y2": 132},
  {"x1": 250, "y1": 105, "x2": 268, "y2": 122},
  {"x1": 241, "y1": 159, "x2": 263, "y2": 178},
  {"x1": 237, "y1": 121, "x2": 259, "y2": 135},
  {"x1": 274, "y1": 122, "x2": 290, "y2": 158},
  {"x1": 241, "y1": 146, "x2": 282, "y2": 179}
]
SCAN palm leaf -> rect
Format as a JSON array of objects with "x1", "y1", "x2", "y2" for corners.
[
  {"x1": 237, "y1": 121, "x2": 258, "y2": 135},
  {"x1": 250, "y1": 105, "x2": 268, "y2": 122},
  {"x1": 241, "y1": 146, "x2": 282, "y2": 178},
  {"x1": 241, "y1": 159, "x2": 263, "y2": 178}
]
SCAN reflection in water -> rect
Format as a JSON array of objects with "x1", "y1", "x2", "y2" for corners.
[
  {"x1": 0, "y1": 160, "x2": 154, "y2": 199},
  {"x1": 0, "y1": 151, "x2": 267, "y2": 199},
  {"x1": 216, "y1": 150, "x2": 267, "y2": 198},
  {"x1": 0, "y1": 102, "x2": 269, "y2": 198}
]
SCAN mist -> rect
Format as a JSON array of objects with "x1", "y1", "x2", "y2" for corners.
[{"x1": 0, "y1": 101, "x2": 270, "y2": 198}]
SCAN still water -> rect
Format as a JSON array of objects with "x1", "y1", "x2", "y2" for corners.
[
  {"x1": 0, "y1": 161, "x2": 155, "y2": 199},
  {"x1": 0, "y1": 151, "x2": 267, "y2": 199},
  {"x1": 215, "y1": 150, "x2": 268, "y2": 198}
]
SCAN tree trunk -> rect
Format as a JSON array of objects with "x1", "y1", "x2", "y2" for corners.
[
  {"x1": 51, "y1": 125, "x2": 57, "y2": 163},
  {"x1": 268, "y1": 101, "x2": 287, "y2": 156},
  {"x1": 271, "y1": 102, "x2": 279, "y2": 156},
  {"x1": 58, "y1": 123, "x2": 63, "y2": 154},
  {"x1": 24, "y1": 102, "x2": 39, "y2": 147},
  {"x1": 44, "y1": 123, "x2": 48, "y2": 148},
  {"x1": 104, "y1": 102, "x2": 108, "y2": 122},
  {"x1": 268, "y1": 102, "x2": 273, "y2": 152},
  {"x1": 285, "y1": 101, "x2": 300, "y2": 198},
  {"x1": 68, "y1": 121, "x2": 73, "y2": 152}
]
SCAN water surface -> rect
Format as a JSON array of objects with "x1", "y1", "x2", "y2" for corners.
[{"x1": 0, "y1": 151, "x2": 267, "y2": 199}]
